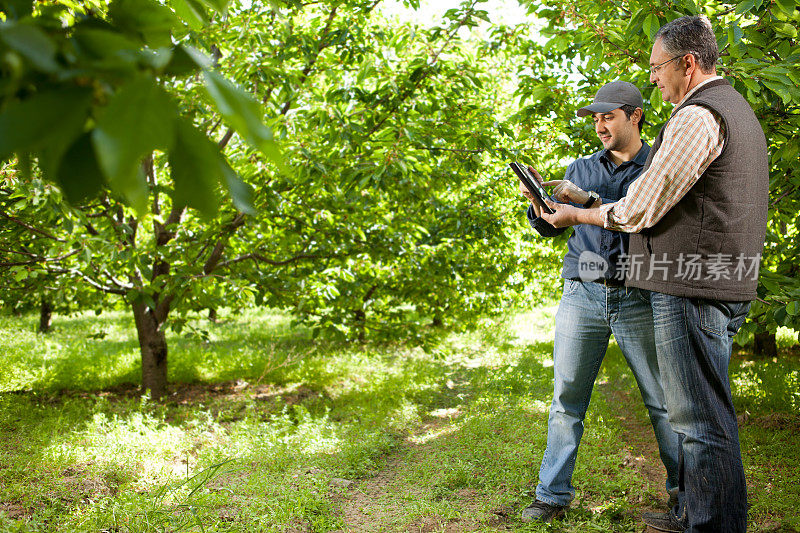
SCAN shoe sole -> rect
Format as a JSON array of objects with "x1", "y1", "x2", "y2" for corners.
[{"x1": 520, "y1": 509, "x2": 566, "y2": 523}]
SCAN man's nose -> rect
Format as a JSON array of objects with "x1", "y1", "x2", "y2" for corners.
[{"x1": 595, "y1": 120, "x2": 606, "y2": 133}]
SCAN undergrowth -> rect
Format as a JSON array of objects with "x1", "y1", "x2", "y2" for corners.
[{"x1": 0, "y1": 308, "x2": 798, "y2": 532}]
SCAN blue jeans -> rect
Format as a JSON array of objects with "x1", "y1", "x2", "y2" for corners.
[
  {"x1": 536, "y1": 280, "x2": 680, "y2": 507},
  {"x1": 646, "y1": 291, "x2": 750, "y2": 532}
]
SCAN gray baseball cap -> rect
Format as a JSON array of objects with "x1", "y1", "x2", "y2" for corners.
[{"x1": 576, "y1": 80, "x2": 643, "y2": 117}]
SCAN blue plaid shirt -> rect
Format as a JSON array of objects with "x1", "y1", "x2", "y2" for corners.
[{"x1": 527, "y1": 142, "x2": 650, "y2": 281}]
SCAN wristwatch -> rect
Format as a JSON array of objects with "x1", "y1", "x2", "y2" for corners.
[{"x1": 583, "y1": 191, "x2": 600, "y2": 208}]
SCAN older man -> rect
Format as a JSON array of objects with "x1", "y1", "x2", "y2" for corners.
[{"x1": 540, "y1": 15, "x2": 769, "y2": 533}]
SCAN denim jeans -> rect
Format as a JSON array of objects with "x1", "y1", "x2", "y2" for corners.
[
  {"x1": 536, "y1": 280, "x2": 680, "y2": 507},
  {"x1": 646, "y1": 291, "x2": 750, "y2": 532}
]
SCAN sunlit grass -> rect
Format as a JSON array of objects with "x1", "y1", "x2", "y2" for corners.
[{"x1": 0, "y1": 307, "x2": 798, "y2": 532}]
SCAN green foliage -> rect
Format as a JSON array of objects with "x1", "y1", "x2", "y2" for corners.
[
  {"x1": 0, "y1": 0, "x2": 275, "y2": 214},
  {"x1": 2, "y1": 0, "x2": 565, "y2": 401},
  {"x1": 199, "y1": 1, "x2": 556, "y2": 341}
]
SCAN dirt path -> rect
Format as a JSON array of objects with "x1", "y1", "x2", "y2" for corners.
[
  {"x1": 334, "y1": 369, "x2": 672, "y2": 532},
  {"x1": 604, "y1": 384, "x2": 672, "y2": 513},
  {"x1": 335, "y1": 416, "x2": 511, "y2": 533}
]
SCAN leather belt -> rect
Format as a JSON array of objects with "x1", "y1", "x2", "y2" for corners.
[{"x1": 570, "y1": 277, "x2": 625, "y2": 288}]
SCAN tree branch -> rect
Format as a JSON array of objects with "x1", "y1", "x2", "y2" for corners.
[
  {"x1": 280, "y1": 4, "x2": 340, "y2": 116},
  {"x1": 45, "y1": 266, "x2": 127, "y2": 295},
  {"x1": 202, "y1": 212, "x2": 247, "y2": 275},
  {"x1": 0, "y1": 210, "x2": 66, "y2": 242}
]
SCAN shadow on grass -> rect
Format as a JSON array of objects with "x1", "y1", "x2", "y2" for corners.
[{"x1": 1, "y1": 309, "x2": 325, "y2": 393}]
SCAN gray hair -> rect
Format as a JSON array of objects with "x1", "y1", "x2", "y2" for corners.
[{"x1": 655, "y1": 15, "x2": 719, "y2": 74}]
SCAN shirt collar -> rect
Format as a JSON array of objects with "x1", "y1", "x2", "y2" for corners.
[
  {"x1": 632, "y1": 141, "x2": 651, "y2": 165},
  {"x1": 673, "y1": 75, "x2": 724, "y2": 112}
]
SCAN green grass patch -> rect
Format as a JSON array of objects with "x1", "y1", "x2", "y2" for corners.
[{"x1": 0, "y1": 307, "x2": 798, "y2": 532}]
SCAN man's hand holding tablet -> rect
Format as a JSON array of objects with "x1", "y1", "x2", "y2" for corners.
[{"x1": 510, "y1": 162, "x2": 555, "y2": 215}]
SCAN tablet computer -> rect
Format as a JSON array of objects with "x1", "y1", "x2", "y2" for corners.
[{"x1": 509, "y1": 162, "x2": 555, "y2": 214}]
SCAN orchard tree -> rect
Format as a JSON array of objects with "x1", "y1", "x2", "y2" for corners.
[
  {"x1": 1, "y1": 0, "x2": 280, "y2": 398},
  {"x1": 1, "y1": 0, "x2": 557, "y2": 398},
  {"x1": 171, "y1": 0, "x2": 548, "y2": 342},
  {"x1": 0, "y1": 175, "x2": 111, "y2": 332}
]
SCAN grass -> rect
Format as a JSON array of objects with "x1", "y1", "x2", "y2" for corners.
[{"x1": 0, "y1": 307, "x2": 798, "y2": 532}]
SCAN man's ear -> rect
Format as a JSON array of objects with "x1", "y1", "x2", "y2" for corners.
[
  {"x1": 631, "y1": 107, "x2": 643, "y2": 128},
  {"x1": 683, "y1": 53, "x2": 698, "y2": 76}
]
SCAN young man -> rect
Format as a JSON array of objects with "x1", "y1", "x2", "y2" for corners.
[
  {"x1": 540, "y1": 16, "x2": 769, "y2": 532},
  {"x1": 519, "y1": 81, "x2": 679, "y2": 523}
]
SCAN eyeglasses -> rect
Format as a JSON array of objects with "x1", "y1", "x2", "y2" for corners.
[{"x1": 649, "y1": 55, "x2": 682, "y2": 75}]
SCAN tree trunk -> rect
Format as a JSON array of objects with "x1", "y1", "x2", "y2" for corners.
[
  {"x1": 39, "y1": 299, "x2": 53, "y2": 333},
  {"x1": 132, "y1": 302, "x2": 168, "y2": 400},
  {"x1": 208, "y1": 308, "x2": 218, "y2": 322},
  {"x1": 353, "y1": 309, "x2": 366, "y2": 342},
  {"x1": 754, "y1": 331, "x2": 778, "y2": 358}
]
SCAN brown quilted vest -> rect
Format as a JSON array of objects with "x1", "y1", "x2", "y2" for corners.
[{"x1": 626, "y1": 79, "x2": 768, "y2": 301}]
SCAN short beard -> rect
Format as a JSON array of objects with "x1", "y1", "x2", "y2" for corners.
[{"x1": 604, "y1": 129, "x2": 631, "y2": 152}]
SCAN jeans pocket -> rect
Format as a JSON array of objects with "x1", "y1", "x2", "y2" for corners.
[
  {"x1": 698, "y1": 300, "x2": 728, "y2": 337},
  {"x1": 633, "y1": 287, "x2": 651, "y2": 305},
  {"x1": 562, "y1": 279, "x2": 579, "y2": 297}
]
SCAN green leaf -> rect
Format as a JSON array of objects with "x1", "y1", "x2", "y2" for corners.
[
  {"x1": 773, "y1": 306, "x2": 788, "y2": 326},
  {"x1": 742, "y1": 77, "x2": 760, "y2": 92},
  {"x1": 169, "y1": 119, "x2": 222, "y2": 217},
  {"x1": 728, "y1": 23, "x2": 743, "y2": 45},
  {"x1": 777, "y1": 40, "x2": 791, "y2": 59},
  {"x1": 774, "y1": 0, "x2": 797, "y2": 16},
  {"x1": 109, "y1": 0, "x2": 178, "y2": 47},
  {"x1": 0, "y1": 0, "x2": 32, "y2": 19},
  {"x1": 72, "y1": 27, "x2": 140, "y2": 60},
  {"x1": 220, "y1": 159, "x2": 255, "y2": 215},
  {"x1": 643, "y1": 14, "x2": 659, "y2": 42},
  {"x1": 761, "y1": 79, "x2": 792, "y2": 104},
  {"x1": 760, "y1": 278, "x2": 782, "y2": 295},
  {"x1": 171, "y1": 0, "x2": 209, "y2": 30},
  {"x1": 162, "y1": 45, "x2": 205, "y2": 76},
  {"x1": 624, "y1": 9, "x2": 646, "y2": 39},
  {"x1": 0, "y1": 88, "x2": 92, "y2": 162},
  {"x1": 13, "y1": 266, "x2": 27, "y2": 282},
  {"x1": 202, "y1": 70, "x2": 283, "y2": 167},
  {"x1": 745, "y1": 44, "x2": 765, "y2": 59},
  {"x1": 681, "y1": 0, "x2": 699, "y2": 13},
  {"x1": 56, "y1": 133, "x2": 106, "y2": 203},
  {"x1": 735, "y1": 0, "x2": 756, "y2": 14},
  {"x1": 0, "y1": 21, "x2": 59, "y2": 73},
  {"x1": 774, "y1": 22, "x2": 798, "y2": 39},
  {"x1": 780, "y1": 141, "x2": 799, "y2": 162},
  {"x1": 92, "y1": 77, "x2": 177, "y2": 212},
  {"x1": 197, "y1": 0, "x2": 229, "y2": 13},
  {"x1": 786, "y1": 301, "x2": 800, "y2": 316}
]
